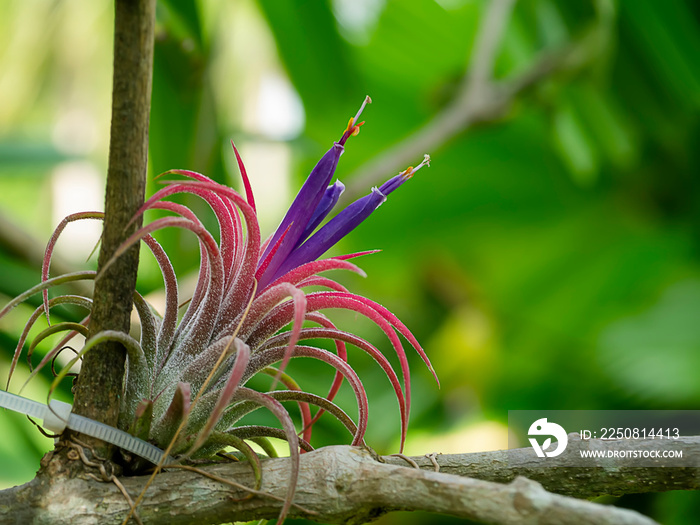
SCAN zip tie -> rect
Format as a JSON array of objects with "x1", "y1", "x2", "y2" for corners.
[{"x1": 0, "y1": 389, "x2": 172, "y2": 466}]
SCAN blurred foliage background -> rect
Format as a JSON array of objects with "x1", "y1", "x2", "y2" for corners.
[{"x1": 0, "y1": 0, "x2": 699, "y2": 523}]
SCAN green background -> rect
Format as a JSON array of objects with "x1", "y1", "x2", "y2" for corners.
[{"x1": 0, "y1": 0, "x2": 699, "y2": 523}]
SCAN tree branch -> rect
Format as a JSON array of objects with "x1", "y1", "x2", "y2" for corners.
[
  {"x1": 382, "y1": 434, "x2": 700, "y2": 499},
  {"x1": 68, "y1": 0, "x2": 155, "y2": 451},
  {"x1": 342, "y1": 0, "x2": 598, "y2": 201},
  {"x1": 467, "y1": 0, "x2": 517, "y2": 89},
  {"x1": 5, "y1": 438, "x2": 697, "y2": 524}
]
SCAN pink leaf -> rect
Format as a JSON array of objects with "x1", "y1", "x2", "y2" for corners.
[
  {"x1": 235, "y1": 388, "x2": 299, "y2": 524},
  {"x1": 261, "y1": 325, "x2": 408, "y2": 450},
  {"x1": 320, "y1": 291, "x2": 439, "y2": 387},
  {"x1": 261, "y1": 367, "x2": 313, "y2": 445},
  {"x1": 237, "y1": 282, "x2": 307, "y2": 384},
  {"x1": 295, "y1": 276, "x2": 348, "y2": 293},
  {"x1": 267, "y1": 257, "x2": 366, "y2": 290},
  {"x1": 140, "y1": 235, "x2": 178, "y2": 366},
  {"x1": 332, "y1": 250, "x2": 381, "y2": 260},
  {"x1": 188, "y1": 339, "x2": 250, "y2": 456},
  {"x1": 42, "y1": 212, "x2": 103, "y2": 325},
  {"x1": 231, "y1": 140, "x2": 256, "y2": 213},
  {"x1": 6, "y1": 295, "x2": 91, "y2": 390},
  {"x1": 255, "y1": 223, "x2": 292, "y2": 283},
  {"x1": 249, "y1": 344, "x2": 368, "y2": 446}
]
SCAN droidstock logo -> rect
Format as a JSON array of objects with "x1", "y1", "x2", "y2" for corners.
[{"x1": 528, "y1": 418, "x2": 568, "y2": 458}]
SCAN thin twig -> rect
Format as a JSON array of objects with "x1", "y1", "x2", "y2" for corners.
[
  {"x1": 426, "y1": 452, "x2": 440, "y2": 472},
  {"x1": 165, "y1": 464, "x2": 318, "y2": 515},
  {"x1": 342, "y1": 1, "x2": 598, "y2": 201},
  {"x1": 69, "y1": 437, "x2": 144, "y2": 525},
  {"x1": 467, "y1": 0, "x2": 517, "y2": 89}
]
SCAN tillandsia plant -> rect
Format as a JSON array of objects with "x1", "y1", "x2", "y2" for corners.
[{"x1": 1, "y1": 96, "x2": 437, "y2": 520}]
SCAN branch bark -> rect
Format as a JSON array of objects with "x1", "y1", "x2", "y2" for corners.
[
  {"x1": 5, "y1": 438, "x2": 698, "y2": 525},
  {"x1": 382, "y1": 434, "x2": 700, "y2": 499},
  {"x1": 69, "y1": 0, "x2": 155, "y2": 449}
]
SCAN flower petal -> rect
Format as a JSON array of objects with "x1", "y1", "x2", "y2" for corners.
[
  {"x1": 273, "y1": 188, "x2": 386, "y2": 279},
  {"x1": 257, "y1": 143, "x2": 344, "y2": 289}
]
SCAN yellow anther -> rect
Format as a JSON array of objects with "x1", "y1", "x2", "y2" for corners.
[
  {"x1": 400, "y1": 155, "x2": 430, "y2": 179},
  {"x1": 340, "y1": 96, "x2": 372, "y2": 144},
  {"x1": 344, "y1": 117, "x2": 355, "y2": 135}
]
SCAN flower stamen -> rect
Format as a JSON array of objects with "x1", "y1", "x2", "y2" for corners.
[
  {"x1": 340, "y1": 95, "x2": 372, "y2": 145},
  {"x1": 353, "y1": 95, "x2": 372, "y2": 123},
  {"x1": 400, "y1": 154, "x2": 431, "y2": 180}
]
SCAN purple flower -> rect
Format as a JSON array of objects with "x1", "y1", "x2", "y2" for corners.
[
  {"x1": 257, "y1": 95, "x2": 430, "y2": 289},
  {"x1": 256, "y1": 97, "x2": 371, "y2": 271},
  {"x1": 271, "y1": 154, "x2": 431, "y2": 282},
  {"x1": 256, "y1": 142, "x2": 344, "y2": 285}
]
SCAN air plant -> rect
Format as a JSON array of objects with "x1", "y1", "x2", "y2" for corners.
[{"x1": 1, "y1": 96, "x2": 437, "y2": 520}]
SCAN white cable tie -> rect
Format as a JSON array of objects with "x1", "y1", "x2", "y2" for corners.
[
  {"x1": 44, "y1": 399, "x2": 72, "y2": 433},
  {"x1": 0, "y1": 389, "x2": 172, "y2": 465}
]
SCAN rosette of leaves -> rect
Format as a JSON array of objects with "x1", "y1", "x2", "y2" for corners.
[{"x1": 1, "y1": 98, "x2": 436, "y2": 520}]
